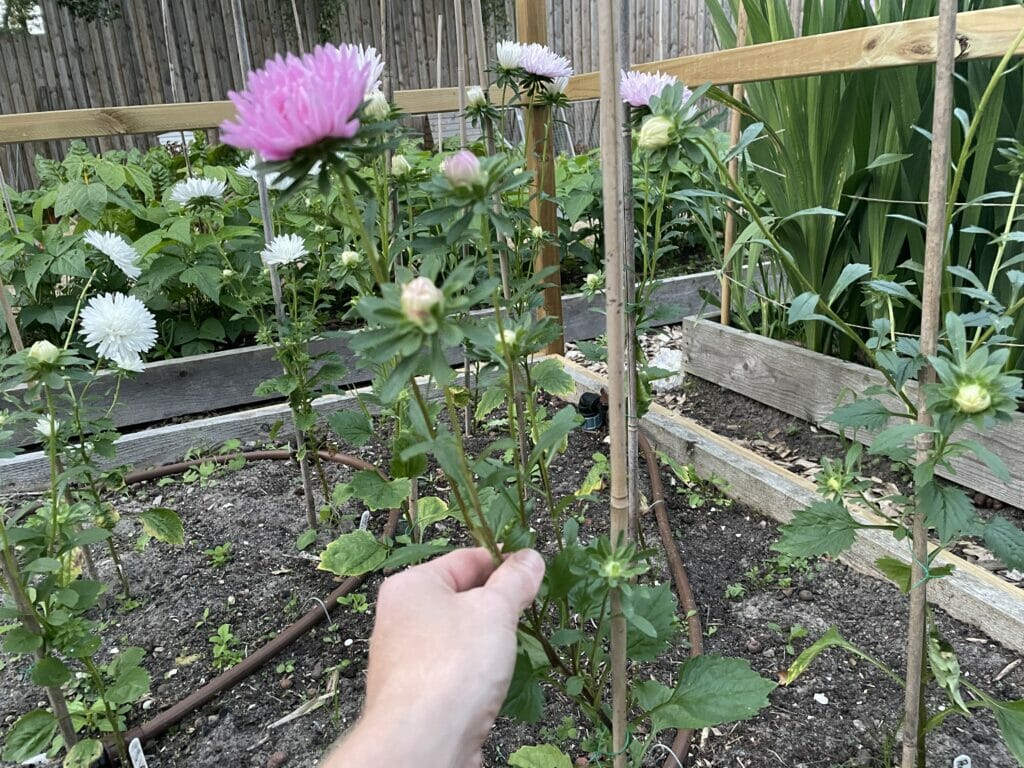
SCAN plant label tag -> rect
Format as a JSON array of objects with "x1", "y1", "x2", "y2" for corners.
[
  {"x1": 359, "y1": 510, "x2": 371, "y2": 530},
  {"x1": 129, "y1": 738, "x2": 150, "y2": 768},
  {"x1": 952, "y1": 756, "x2": 971, "y2": 768}
]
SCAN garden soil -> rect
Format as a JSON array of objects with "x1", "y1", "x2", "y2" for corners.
[{"x1": 1, "y1": 409, "x2": 1022, "y2": 768}]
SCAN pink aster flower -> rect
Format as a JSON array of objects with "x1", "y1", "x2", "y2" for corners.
[
  {"x1": 620, "y1": 70, "x2": 680, "y2": 108},
  {"x1": 518, "y1": 43, "x2": 573, "y2": 80},
  {"x1": 221, "y1": 43, "x2": 381, "y2": 162}
]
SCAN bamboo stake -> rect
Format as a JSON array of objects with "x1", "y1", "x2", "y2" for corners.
[
  {"x1": 0, "y1": 163, "x2": 25, "y2": 351},
  {"x1": 290, "y1": 0, "x2": 307, "y2": 55},
  {"x1": 597, "y1": 0, "x2": 630, "y2": 763},
  {"x1": 158, "y1": 0, "x2": 192, "y2": 178},
  {"x1": 453, "y1": 0, "x2": 472, "y2": 435},
  {"x1": 720, "y1": 7, "x2": 747, "y2": 327},
  {"x1": 229, "y1": 0, "x2": 317, "y2": 529},
  {"x1": 902, "y1": 0, "x2": 956, "y2": 765},
  {"x1": 436, "y1": 15, "x2": 445, "y2": 146}
]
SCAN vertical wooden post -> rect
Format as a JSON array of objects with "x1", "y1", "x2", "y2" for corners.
[
  {"x1": 903, "y1": 0, "x2": 956, "y2": 765},
  {"x1": 516, "y1": 0, "x2": 564, "y2": 354},
  {"x1": 720, "y1": 8, "x2": 747, "y2": 327},
  {"x1": 0, "y1": 163, "x2": 25, "y2": 351}
]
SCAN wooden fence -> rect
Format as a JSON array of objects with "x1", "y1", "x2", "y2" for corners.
[{"x1": 0, "y1": 0, "x2": 731, "y2": 188}]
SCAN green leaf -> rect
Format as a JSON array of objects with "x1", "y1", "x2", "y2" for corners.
[
  {"x1": 380, "y1": 542, "x2": 453, "y2": 570},
  {"x1": 319, "y1": 530, "x2": 388, "y2": 577},
  {"x1": 984, "y1": 517, "x2": 1024, "y2": 571},
  {"x1": 868, "y1": 424, "x2": 935, "y2": 459},
  {"x1": 295, "y1": 529, "x2": 317, "y2": 552},
  {"x1": 139, "y1": 508, "x2": 184, "y2": 545},
  {"x1": 866, "y1": 152, "x2": 912, "y2": 170},
  {"x1": 954, "y1": 439, "x2": 1010, "y2": 483},
  {"x1": 345, "y1": 470, "x2": 409, "y2": 511},
  {"x1": 3, "y1": 626, "x2": 43, "y2": 654},
  {"x1": 105, "y1": 666, "x2": 150, "y2": 705},
  {"x1": 327, "y1": 411, "x2": 374, "y2": 447},
  {"x1": 508, "y1": 744, "x2": 573, "y2": 768},
  {"x1": 531, "y1": 358, "x2": 575, "y2": 397},
  {"x1": 651, "y1": 656, "x2": 775, "y2": 731},
  {"x1": 475, "y1": 387, "x2": 507, "y2": 420},
  {"x1": 31, "y1": 656, "x2": 71, "y2": 687},
  {"x1": 500, "y1": 649, "x2": 545, "y2": 723},
  {"x1": 94, "y1": 159, "x2": 127, "y2": 189},
  {"x1": 782, "y1": 626, "x2": 851, "y2": 685},
  {"x1": 826, "y1": 263, "x2": 872, "y2": 306},
  {"x1": 787, "y1": 292, "x2": 843, "y2": 334},
  {"x1": 414, "y1": 496, "x2": 451, "y2": 531},
  {"x1": 774, "y1": 501, "x2": 862, "y2": 558},
  {"x1": 2, "y1": 709, "x2": 58, "y2": 762},
  {"x1": 24, "y1": 556, "x2": 62, "y2": 573},
  {"x1": 624, "y1": 584, "x2": 676, "y2": 662},
  {"x1": 989, "y1": 699, "x2": 1024, "y2": 764},
  {"x1": 179, "y1": 265, "x2": 222, "y2": 303},
  {"x1": 830, "y1": 398, "x2": 895, "y2": 431},
  {"x1": 63, "y1": 738, "x2": 103, "y2": 768},
  {"x1": 875, "y1": 556, "x2": 953, "y2": 593},
  {"x1": 919, "y1": 482, "x2": 975, "y2": 542}
]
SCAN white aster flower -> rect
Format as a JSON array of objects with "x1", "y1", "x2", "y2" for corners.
[
  {"x1": 261, "y1": 234, "x2": 308, "y2": 267},
  {"x1": 116, "y1": 354, "x2": 146, "y2": 373},
  {"x1": 35, "y1": 415, "x2": 61, "y2": 439},
  {"x1": 170, "y1": 177, "x2": 227, "y2": 206},
  {"x1": 79, "y1": 293, "x2": 158, "y2": 370},
  {"x1": 518, "y1": 43, "x2": 573, "y2": 80},
  {"x1": 543, "y1": 76, "x2": 570, "y2": 95},
  {"x1": 466, "y1": 85, "x2": 487, "y2": 108},
  {"x1": 83, "y1": 230, "x2": 142, "y2": 280},
  {"x1": 342, "y1": 43, "x2": 385, "y2": 96},
  {"x1": 364, "y1": 89, "x2": 391, "y2": 120},
  {"x1": 496, "y1": 40, "x2": 523, "y2": 70}
]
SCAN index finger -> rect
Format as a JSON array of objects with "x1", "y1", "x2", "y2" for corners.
[{"x1": 416, "y1": 547, "x2": 499, "y2": 593}]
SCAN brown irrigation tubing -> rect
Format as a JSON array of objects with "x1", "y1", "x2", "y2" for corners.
[
  {"x1": 640, "y1": 431, "x2": 704, "y2": 768},
  {"x1": 100, "y1": 449, "x2": 400, "y2": 766}
]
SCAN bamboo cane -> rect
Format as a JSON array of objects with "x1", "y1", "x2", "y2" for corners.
[
  {"x1": 902, "y1": 0, "x2": 956, "y2": 765},
  {"x1": 436, "y1": 15, "x2": 445, "y2": 146},
  {"x1": 229, "y1": 0, "x2": 317, "y2": 529},
  {"x1": 0, "y1": 163, "x2": 25, "y2": 351},
  {"x1": 290, "y1": 0, "x2": 307, "y2": 55},
  {"x1": 720, "y1": 7, "x2": 747, "y2": 327},
  {"x1": 597, "y1": 0, "x2": 630, "y2": 764},
  {"x1": 158, "y1": 0, "x2": 192, "y2": 177}
]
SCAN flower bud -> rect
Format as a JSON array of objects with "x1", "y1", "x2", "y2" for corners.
[
  {"x1": 954, "y1": 382, "x2": 991, "y2": 414},
  {"x1": 222, "y1": 268, "x2": 235, "y2": 278},
  {"x1": 495, "y1": 328, "x2": 518, "y2": 348},
  {"x1": 638, "y1": 115, "x2": 674, "y2": 150},
  {"x1": 530, "y1": 225, "x2": 545, "y2": 240},
  {"x1": 364, "y1": 90, "x2": 391, "y2": 121},
  {"x1": 441, "y1": 150, "x2": 485, "y2": 189},
  {"x1": 28, "y1": 340, "x2": 60, "y2": 365},
  {"x1": 340, "y1": 250, "x2": 362, "y2": 268},
  {"x1": 401, "y1": 277, "x2": 444, "y2": 327},
  {"x1": 391, "y1": 154, "x2": 412, "y2": 178},
  {"x1": 585, "y1": 272, "x2": 604, "y2": 291},
  {"x1": 35, "y1": 415, "x2": 60, "y2": 439},
  {"x1": 466, "y1": 85, "x2": 487, "y2": 108}
]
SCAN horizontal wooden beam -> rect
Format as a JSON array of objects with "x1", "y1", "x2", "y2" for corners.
[
  {"x1": 1, "y1": 6, "x2": 1019, "y2": 144},
  {"x1": 567, "y1": 5, "x2": 1024, "y2": 98}
]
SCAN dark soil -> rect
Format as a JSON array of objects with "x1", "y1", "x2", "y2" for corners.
[{"x1": 2, "y1": 414, "x2": 1022, "y2": 768}]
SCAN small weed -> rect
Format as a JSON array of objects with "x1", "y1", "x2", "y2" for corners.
[
  {"x1": 183, "y1": 461, "x2": 218, "y2": 487},
  {"x1": 766, "y1": 622, "x2": 808, "y2": 656},
  {"x1": 276, "y1": 659, "x2": 296, "y2": 675},
  {"x1": 539, "y1": 715, "x2": 579, "y2": 744},
  {"x1": 658, "y1": 451, "x2": 732, "y2": 509},
  {"x1": 337, "y1": 592, "x2": 370, "y2": 614},
  {"x1": 194, "y1": 606, "x2": 211, "y2": 628},
  {"x1": 204, "y1": 542, "x2": 233, "y2": 568},
  {"x1": 724, "y1": 582, "x2": 746, "y2": 599},
  {"x1": 746, "y1": 552, "x2": 816, "y2": 590},
  {"x1": 209, "y1": 623, "x2": 243, "y2": 669}
]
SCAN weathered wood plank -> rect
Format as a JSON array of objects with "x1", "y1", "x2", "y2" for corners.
[
  {"x1": 3, "y1": 5, "x2": 1020, "y2": 145},
  {"x1": 560, "y1": 357, "x2": 1024, "y2": 653},
  {"x1": 677, "y1": 317, "x2": 1024, "y2": 508}
]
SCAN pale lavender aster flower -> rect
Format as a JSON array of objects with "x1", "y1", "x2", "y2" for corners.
[
  {"x1": 620, "y1": 70, "x2": 679, "y2": 108},
  {"x1": 221, "y1": 42, "x2": 377, "y2": 162},
  {"x1": 543, "y1": 76, "x2": 570, "y2": 95},
  {"x1": 518, "y1": 43, "x2": 573, "y2": 80},
  {"x1": 79, "y1": 293, "x2": 157, "y2": 371},
  {"x1": 401, "y1": 277, "x2": 443, "y2": 326},
  {"x1": 441, "y1": 150, "x2": 484, "y2": 188},
  {"x1": 83, "y1": 230, "x2": 142, "y2": 280}
]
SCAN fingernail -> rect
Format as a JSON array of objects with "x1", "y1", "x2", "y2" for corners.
[{"x1": 512, "y1": 548, "x2": 544, "y2": 572}]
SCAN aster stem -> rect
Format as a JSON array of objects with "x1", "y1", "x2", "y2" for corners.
[
  {"x1": 339, "y1": 175, "x2": 386, "y2": 288},
  {"x1": 63, "y1": 270, "x2": 98, "y2": 351}
]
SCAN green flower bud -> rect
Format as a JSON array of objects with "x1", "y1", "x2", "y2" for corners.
[
  {"x1": 364, "y1": 90, "x2": 391, "y2": 121},
  {"x1": 954, "y1": 382, "x2": 991, "y2": 414},
  {"x1": 401, "y1": 277, "x2": 444, "y2": 327},
  {"x1": 637, "y1": 115, "x2": 674, "y2": 150},
  {"x1": 28, "y1": 340, "x2": 60, "y2": 365},
  {"x1": 391, "y1": 154, "x2": 412, "y2": 178}
]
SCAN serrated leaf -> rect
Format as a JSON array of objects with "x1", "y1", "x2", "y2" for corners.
[
  {"x1": 327, "y1": 411, "x2": 374, "y2": 447},
  {"x1": 954, "y1": 439, "x2": 1010, "y2": 483},
  {"x1": 774, "y1": 501, "x2": 862, "y2": 558},
  {"x1": 3, "y1": 626, "x2": 43, "y2": 654},
  {"x1": 105, "y1": 666, "x2": 150, "y2": 705},
  {"x1": 531, "y1": 358, "x2": 575, "y2": 397},
  {"x1": 345, "y1": 470, "x2": 409, "y2": 511},
  {"x1": 318, "y1": 530, "x2": 388, "y2": 576},
  {"x1": 868, "y1": 424, "x2": 935, "y2": 459},
  {"x1": 508, "y1": 744, "x2": 573, "y2": 768},
  {"x1": 500, "y1": 650, "x2": 545, "y2": 723},
  {"x1": 380, "y1": 542, "x2": 453, "y2": 570},
  {"x1": 919, "y1": 481, "x2": 975, "y2": 542},
  {"x1": 31, "y1": 656, "x2": 71, "y2": 687},
  {"x1": 874, "y1": 556, "x2": 953, "y2": 593},
  {"x1": 2, "y1": 709, "x2": 58, "y2": 762},
  {"x1": 984, "y1": 517, "x2": 1024, "y2": 571},
  {"x1": 63, "y1": 738, "x2": 103, "y2": 768},
  {"x1": 989, "y1": 699, "x2": 1024, "y2": 764},
  {"x1": 474, "y1": 387, "x2": 507, "y2": 420},
  {"x1": 295, "y1": 529, "x2": 317, "y2": 552},
  {"x1": 180, "y1": 265, "x2": 222, "y2": 303},
  {"x1": 830, "y1": 398, "x2": 895, "y2": 431},
  {"x1": 139, "y1": 508, "x2": 184, "y2": 545},
  {"x1": 414, "y1": 496, "x2": 451, "y2": 531},
  {"x1": 625, "y1": 584, "x2": 676, "y2": 662},
  {"x1": 650, "y1": 656, "x2": 775, "y2": 731}
]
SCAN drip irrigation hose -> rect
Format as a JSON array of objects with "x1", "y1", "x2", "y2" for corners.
[
  {"x1": 95, "y1": 449, "x2": 400, "y2": 767},
  {"x1": 639, "y1": 431, "x2": 704, "y2": 768}
]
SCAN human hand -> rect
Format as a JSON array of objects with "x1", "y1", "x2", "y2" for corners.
[{"x1": 324, "y1": 547, "x2": 545, "y2": 768}]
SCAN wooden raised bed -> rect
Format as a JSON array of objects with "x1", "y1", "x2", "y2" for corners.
[{"x1": 676, "y1": 317, "x2": 1024, "y2": 508}]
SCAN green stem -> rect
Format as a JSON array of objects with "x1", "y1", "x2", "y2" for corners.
[{"x1": 83, "y1": 656, "x2": 129, "y2": 764}]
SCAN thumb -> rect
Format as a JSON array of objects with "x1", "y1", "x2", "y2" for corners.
[{"x1": 484, "y1": 548, "x2": 545, "y2": 615}]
